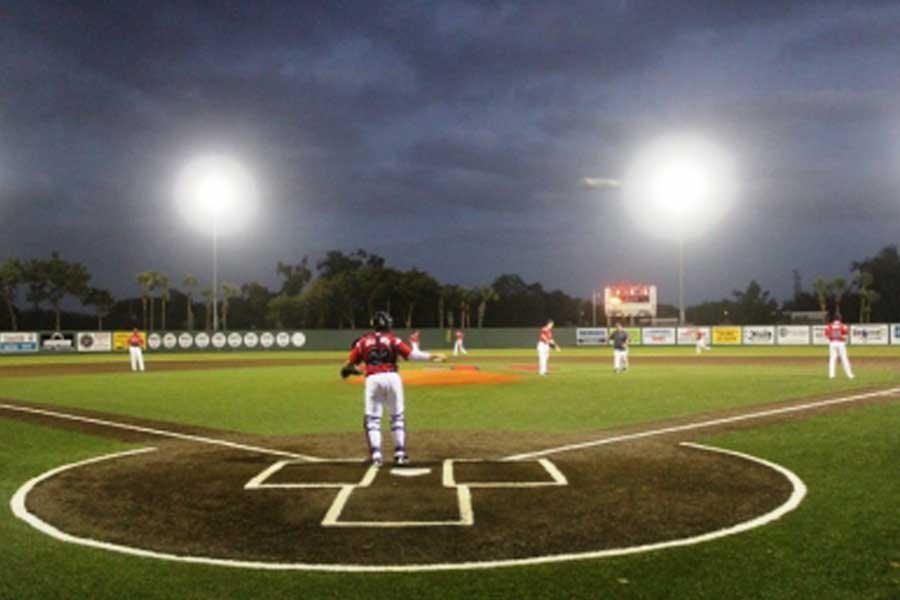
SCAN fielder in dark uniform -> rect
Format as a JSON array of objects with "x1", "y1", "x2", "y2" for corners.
[{"x1": 611, "y1": 323, "x2": 629, "y2": 373}]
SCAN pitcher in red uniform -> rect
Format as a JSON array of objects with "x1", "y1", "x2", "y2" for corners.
[
  {"x1": 341, "y1": 312, "x2": 446, "y2": 466},
  {"x1": 536, "y1": 319, "x2": 561, "y2": 375},
  {"x1": 127, "y1": 328, "x2": 145, "y2": 372},
  {"x1": 824, "y1": 317, "x2": 854, "y2": 379}
]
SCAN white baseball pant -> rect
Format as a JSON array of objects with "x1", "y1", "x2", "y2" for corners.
[
  {"x1": 364, "y1": 372, "x2": 406, "y2": 458},
  {"x1": 537, "y1": 341, "x2": 550, "y2": 375},
  {"x1": 129, "y1": 346, "x2": 145, "y2": 372},
  {"x1": 614, "y1": 349, "x2": 629, "y2": 372},
  {"x1": 828, "y1": 342, "x2": 854, "y2": 379}
]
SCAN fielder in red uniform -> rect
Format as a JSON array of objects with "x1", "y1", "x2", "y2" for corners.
[
  {"x1": 341, "y1": 312, "x2": 446, "y2": 466},
  {"x1": 824, "y1": 317, "x2": 854, "y2": 379},
  {"x1": 409, "y1": 330, "x2": 421, "y2": 353},
  {"x1": 537, "y1": 319, "x2": 561, "y2": 375},
  {"x1": 453, "y1": 329, "x2": 467, "y2": 355},
  {"x1": 128, "y1": 328, "x2": 145, "y2": 372}
]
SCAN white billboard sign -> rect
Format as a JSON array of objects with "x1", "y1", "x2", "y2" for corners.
[
  {"x1": 642, "y1": 328, "x2": 676, "y2": 345},
  {"x1": 77, "y1": 331, "x2": 112, "y2": 352},
  {"x1": 576, "y1": 328, "x2": 609, "y2": 346},
  {"x1": 776, "y1": 326, "x2": 810, "y2": 345},
  {"x1": 676, "y1": 327, "x2": 710, "y2": 345},
  {"x1": 743, "y1": 326, "x2": 775, "y2": 345},
  {"x1": 850, "y1": 324, "x2": 889, "y2": 345}
]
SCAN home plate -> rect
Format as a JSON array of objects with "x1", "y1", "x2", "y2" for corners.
[{"x1": 391, "y1": 467, "x2": 432, "y2": 477}]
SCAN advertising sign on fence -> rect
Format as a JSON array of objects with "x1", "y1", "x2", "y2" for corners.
[
  {"x1": 276, "y1": 331, "x2": 291, "y2": 348},
  {"x1": 113, "y1": 331, "x2": 145, "y2": 350},
  {"x1": 677, "y1": 327, "x2": 711, "y2": 345},
  {"x1": 244, "y1": 332, "x2": 259, "y2": 348},
  {"x1": 776, "y1": 326, "x2": 810, "y2": 345},
  {"x1": 163, "y1": 333, "x2": 177, "y2": 350},
  {"x1": 178, "y1": 332, "x2": 194, "y2": 349},
  {"x1": 195, "y1": 332, "x2": 210, "y2": 349},
  {"x1": 575, "y1": 328, "x2": 609, "y2": 346},
  {"x1": 147, "y1": 333, "x2": 162, "y2": 350},
  {"x1": 41, "y1": 332, "x2": 75, "y2": 352},
  {"x1": 892, "y1": 324, "x2": 900, "y2": 345},
  {"x1": 77, "y1": 332, "x2": 112, "y2": 352},
  {"x1": 712, "y1": 326, "x2": 741, "y2": 345},
  {"x1": 227, "y1": 332, "x2": 242, "y2": 349},
  {"x1": 211, "y1": 332, "x2": 226, "y2": 349},
  {"x1": 850, "y1": 324, "x2": 889, "y2": 345},
  {"x1": 743, "y1": 326, "x2": 775, "y2": 345},
  {"x1": 811, "y1": 326, "x2": 829, "y2": 345},
  {"x1": 260, "y1": 332, "x2": 274, "y2": 348},
  {"x1": 0, "y1": 332, "x2": 39, "y2": 354},
  {"x1": 642, "y1": 328, "x2": 676, "y2": 345}
]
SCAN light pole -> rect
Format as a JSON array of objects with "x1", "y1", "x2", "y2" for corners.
[
  {"x1": 619, "y1": 133, "x2": 737, "y2": 325},
  {"x1": 175, "y1": 154, "x2": 257, "y2": 332}
]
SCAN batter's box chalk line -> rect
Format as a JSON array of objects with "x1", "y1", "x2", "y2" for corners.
[{"x1": 244, "y1": 458, "x2": 568, "y2": 528}]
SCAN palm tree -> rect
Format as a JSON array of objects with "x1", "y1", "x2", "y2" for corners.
[
  {"x1": 853, "y1": 271, "x2": 879, "y2": 323},
  {"x1": 812, "y1": 276, "x2": 832, "y2": 316},
  {"x1": 831, "y1": 277, "x2": 847, "y2": 319},
  {"x1": 201, "y1": 289, "x2": 214, "y2": 331},
  {"x1": 220, "y1": 282, "x2": 240, "y2": 330},
  {"x1": 183, "y1": 274, "x2": 199, "y2": 330},
  {"x1": 157, "y1": 273, "x2": 170, "y2": 330},
  {"x1": 476, "y1": 285, "x2": 498, "y2": 328},
  {"x1": 146, "y1": 271, "x2": 160, "y2": 331},
  {"x1": 82, "y1": 287, "x2": 114, "y2": 330},
  {"x1": 0, "y1": 257, "x2": 23, "y2": 331},
  {"x1": 136, "y1": 272, "x2": 154, "y2": 331}
]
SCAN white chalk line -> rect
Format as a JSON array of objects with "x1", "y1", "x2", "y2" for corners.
[
  {"x1": 7, "y1": 385, "x2": 896, "y2": 572},
  {"x1": 9, "y1": 441, "x2": 807, "y2": 572},
  {"x1": 504, "y1": 386, "x2": 900, "y2": 461},
  {"x1": 0, "y1": 402, "x2": 319, "y2": 461}
]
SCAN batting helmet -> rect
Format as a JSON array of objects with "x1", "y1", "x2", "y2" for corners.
[{"x1": 371, "y1": 311, "x2": 393, "y2": 331}]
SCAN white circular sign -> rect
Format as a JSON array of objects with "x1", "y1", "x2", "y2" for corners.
[
  {"x1": 163, "y1": 333, "x2": 178, "y2": 349},
  {"x1": 147, "y1": 333, "x2": 162, "y2": 350},
  {"x1": 179, "y1": 332, "x2": 194, "y2": 349},
  {"x1": 195, "y1": 332, "x2": 210, "y2": 349},
  {"x1": 291, "y1": 332, "x2": 306, "y2": 348},
  {"x1": 243, "y1": 332, "x2": 259, "y2": 348},
  {"x1": 212, "y1": 333, "x2": 227, "y2": 349},
  {"x1": 227, "y1": 332, "x2": 242, "y2": 348},
  {"x1": 276, "y1": 332, "x2": 290, "y2": 348},
  {"x1": 260, "y1": 332, "x2": 274, "y2": 348}
]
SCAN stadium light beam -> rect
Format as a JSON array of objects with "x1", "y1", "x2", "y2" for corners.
[
  {"x1": 623, "y1": 134, "x2": 737, "y2": 324},
  {"x1": 175, "y1": 154, "x2": 258, "y2": 332}
]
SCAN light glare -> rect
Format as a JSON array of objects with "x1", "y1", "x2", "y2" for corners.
[{"x1": 175, "y1": 154, "x2": 258, "y2": 235}]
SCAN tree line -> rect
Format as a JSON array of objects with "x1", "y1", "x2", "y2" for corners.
[{"x1": 2, "y1": 245, "x2": 899, "y2": 332}]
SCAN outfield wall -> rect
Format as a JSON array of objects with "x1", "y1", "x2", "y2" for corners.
[{"x1": 1, "y1": 324, "x2": 897, "y2": 354}]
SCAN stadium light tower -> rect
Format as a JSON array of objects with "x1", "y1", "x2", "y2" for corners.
[
  {"x1": 175, "y1": 154, "x2": 257, "y2": 331},
  {"x1": 622, "y1": 134, "x2": 737, "y2": 324}
]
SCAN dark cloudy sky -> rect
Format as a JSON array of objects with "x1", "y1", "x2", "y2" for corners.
[{"x1": 2, "y1": 1, "x2": 899, "y2": 305}]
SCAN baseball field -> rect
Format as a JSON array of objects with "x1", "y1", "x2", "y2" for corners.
[{"x1": 1, "y1": 346, "x2": 898, "y2": 599}]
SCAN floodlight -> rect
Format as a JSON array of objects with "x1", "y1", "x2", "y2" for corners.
[
  {"x1": 623, "y1": 134, "x2": 736, "y2": 241},
  {"x1": 175, "y1": 154, "x2": 258, "y2": 236}
]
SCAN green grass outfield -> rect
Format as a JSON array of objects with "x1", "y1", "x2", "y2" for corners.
[{"x1": 1, "y1": 349, "x2": 898, "y2": 599}]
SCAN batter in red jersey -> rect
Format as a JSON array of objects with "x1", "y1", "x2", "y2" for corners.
[
  {"x1": 824, "y1": 316, "x2": 854, "y2": 379},
  {"x1": 341, "y1": 312, "x2": 446, "y2": 466},
  {"x1": 536, "y1": 319, "x2": 561, "y2": 376},
  {"x1": 453, "y1": 329, "x2": 467, "y2": 355},
  {"x1": 128, "y1": 328, "x2": 145, "y2": 372}
]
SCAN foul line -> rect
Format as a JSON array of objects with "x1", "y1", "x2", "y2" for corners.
[
  {"x1": 0, "y1": 402, "x2": 318, "y2": 461},
  {"x1": 504, "y1": 386, "x2": 900, "y2": 461}
]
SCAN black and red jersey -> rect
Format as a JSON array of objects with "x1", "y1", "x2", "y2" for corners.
[{"x1": 347, "y1": 331, "x2": 413, "y2": 376}]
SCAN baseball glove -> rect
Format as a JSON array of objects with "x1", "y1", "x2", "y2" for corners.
[{"x1": 340, "y1": 365, "x2": 363, "y2": 379}]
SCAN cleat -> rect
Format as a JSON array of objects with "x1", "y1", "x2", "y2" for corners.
[
  {"x1": 370, "y1": 452, "x2": 383, "y2": 467},
  {"x1": 394, "y1": 454, "x2": 410, "y2": 465}
]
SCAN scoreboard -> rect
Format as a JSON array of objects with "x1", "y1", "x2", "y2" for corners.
[{"x1": 604, "y1": 284, "x2": 657, "y2": 322}]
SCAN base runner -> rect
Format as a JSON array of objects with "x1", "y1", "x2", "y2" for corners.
[
  {"x1": 341, "y1": 311, "x2": 446, "y2": 466},
  {"x1": 824, "y1": 316, "x2": 854, "y2": 379},
  {"x1": 537, "y1": 319, "x2": 561, "y2": 376}
]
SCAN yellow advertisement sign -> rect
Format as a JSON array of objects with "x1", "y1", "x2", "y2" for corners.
[
  {"x1": 113, "y1": 331, "x2": 146, "y2": 351},
  {"x1": 712, "y1": 326, "x2": 742, "y2": 345}
]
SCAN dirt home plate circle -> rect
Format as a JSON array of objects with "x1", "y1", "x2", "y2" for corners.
[{"x1": 12, "y1": 430, "x2": 804, "y2": 572}]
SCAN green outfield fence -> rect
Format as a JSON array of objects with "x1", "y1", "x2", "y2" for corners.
[{"x1": 1, "y1": 324, "x2": 898, "y2": 354}]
